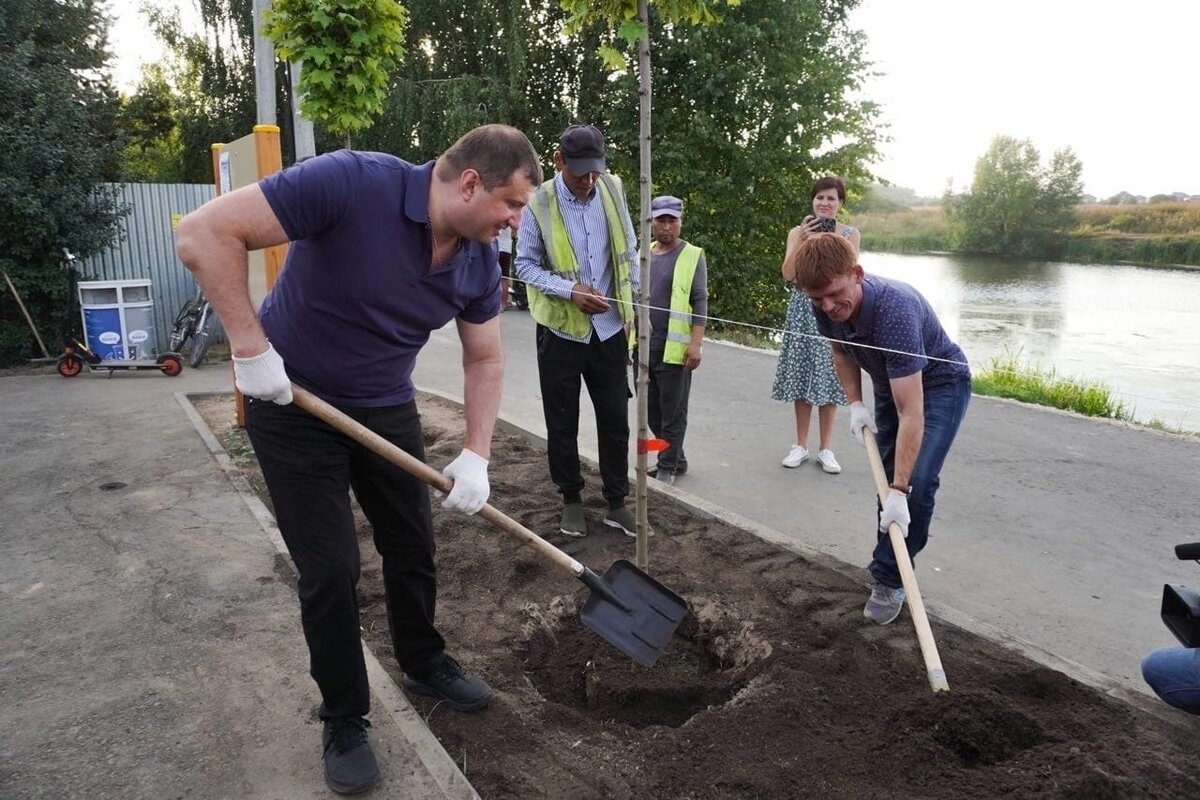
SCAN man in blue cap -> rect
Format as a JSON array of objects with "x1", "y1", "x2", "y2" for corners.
[
  {"x1": 514, "y1": 124, "x2": 641, "y2": 538},
  {"x1": 642, "y1": 194, "x2": 708, "y2": 484}
]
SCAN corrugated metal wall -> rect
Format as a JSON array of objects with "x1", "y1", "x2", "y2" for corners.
[{"x1": 79, "y1": 183, "x2": 218, "y2": 353}]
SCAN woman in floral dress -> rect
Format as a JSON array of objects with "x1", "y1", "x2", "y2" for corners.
[{"x1": 771, "y1": 176, "x2": 860, "y2": 474}]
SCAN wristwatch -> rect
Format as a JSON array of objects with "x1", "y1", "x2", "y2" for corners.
[{"x1": 888, "y1": 483, "x2": 912, "y2": 496}]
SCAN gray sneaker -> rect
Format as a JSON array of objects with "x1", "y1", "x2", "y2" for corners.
[
  {"x1": 863, "y1": 583, "x2": 906, "y2": 625},
  {"x1": 560, "y1": 503, "x2": 586, "y2": 538},
  {"x1": 604, "y1": 506, "x2": 654, "y2": 538}
]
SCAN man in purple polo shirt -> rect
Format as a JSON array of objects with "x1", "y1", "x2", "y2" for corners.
[
  {"x1": 791, "y1": 234, "x2": 971, "y2": 626},
  {"x1": 176, "y1": 124, "x2": 541, "y2": 795}
]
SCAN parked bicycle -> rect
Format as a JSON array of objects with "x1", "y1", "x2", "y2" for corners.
[{"x1": 169, "y1": 285, "x2": 216, "y2": 368}]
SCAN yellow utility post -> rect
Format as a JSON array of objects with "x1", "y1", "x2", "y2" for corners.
[{"x1": 210, "y1": 124, "x2": 287, "y2": 426}]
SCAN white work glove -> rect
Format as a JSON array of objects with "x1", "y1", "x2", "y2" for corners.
[
  {"x1": 441, "y1": 448, "x2": 490, "y2": 515},
  {"x1": 233, "y1": 343, "x2": 293, "y2": 405},
  {"x1": 848, "y1": 401, "x2": 877, "y2": 446},
  {"x1": 880, "y1": 490, "x2": 911, "y2": 538}
]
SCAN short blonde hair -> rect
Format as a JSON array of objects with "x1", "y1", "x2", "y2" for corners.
[{"x1": 791, "y1": 233, "x2": 858, "y2": 291}]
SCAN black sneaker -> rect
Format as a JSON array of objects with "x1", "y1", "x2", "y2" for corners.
[
  {"x1": 402, "y1": 654, "x2": 493, "y2": 711},
  {"x1": 322, "y1": 716, "x2": 380, "y2": 795}
]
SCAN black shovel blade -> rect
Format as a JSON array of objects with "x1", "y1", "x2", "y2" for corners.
[{"x1": 579, "y1": 559, "x2": 688, "y2": 667}]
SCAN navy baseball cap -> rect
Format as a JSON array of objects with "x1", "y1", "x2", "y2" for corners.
[
  {"x1": 559, "y1": 124, "x2": 606, "y2": 175},
  {"x1": 651, "y1": 195, "x2": 683, "y2": 218}
]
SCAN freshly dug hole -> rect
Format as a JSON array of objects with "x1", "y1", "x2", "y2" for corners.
[{"x1": 521, "y1": 595, "x2": 771, "y2": 729}]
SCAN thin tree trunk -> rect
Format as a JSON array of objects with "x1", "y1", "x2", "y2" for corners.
[{"x1": 634, "y1": 0, "x2": 652, "y2": 570}]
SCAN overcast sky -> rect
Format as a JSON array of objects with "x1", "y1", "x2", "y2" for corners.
[
  {"x1": 847, "y1": 0, "x2": 1199, "y2": 200},
  {"x1": 108, "y1": 0, "x2": 1198, "y2": 200}
]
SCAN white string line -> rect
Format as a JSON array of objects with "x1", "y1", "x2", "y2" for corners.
[{"x1": 505, "y1": 275, "x2": 1198, "y2": 416}]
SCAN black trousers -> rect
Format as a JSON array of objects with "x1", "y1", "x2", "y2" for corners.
[
  {"x1": 640, "y1": 347, "x2": 692, "y2": 473},
  {"x1": 535, "y1": 324, "x2": 630, "y2": 506},
  {"x1": 245, "y1": 397, "x2": 445, "y2": 720}
]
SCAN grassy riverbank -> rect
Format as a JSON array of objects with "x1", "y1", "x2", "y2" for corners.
[
  {"x1": 971, "y1": 350, "x2": 1131, "y2": 422},
  {"x1": 854, "y1": 202, "x2": 1200, "y2": 267},
  {"x1": 970, "y1": 351, "x2": 1197, "y2": 436}
]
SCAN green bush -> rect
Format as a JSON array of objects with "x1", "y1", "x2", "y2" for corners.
[{"x1": 0, "y1": 320, "x2": 34, "y2": 365}]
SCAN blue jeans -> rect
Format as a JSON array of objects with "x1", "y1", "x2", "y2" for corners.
[
  {"x1": 1142, "y1": 646, "x2": 1200, "y2": 714},
  {"x1": 869, "y1": 376, "x2": 971, "y2": 589}
]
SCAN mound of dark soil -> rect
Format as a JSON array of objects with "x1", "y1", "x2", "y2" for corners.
[{"x1": 197, "y1": 394, "x2": 1200, "y2": 799}]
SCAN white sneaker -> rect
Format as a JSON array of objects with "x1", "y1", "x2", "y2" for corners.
[
  {"x1": 817, "y1": 449, "x2": 841, "y2": 474},
  {"x1": 781, "y1": 445, "x2": 809, "y2": 468}
]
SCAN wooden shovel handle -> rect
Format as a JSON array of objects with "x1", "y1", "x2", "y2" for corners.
[
  {"x1": 290, "y1": 386, "x2": 584, "y2": 578},
  {"x1": 862, "y1": 428, "x2": 950, "y2": 693}
]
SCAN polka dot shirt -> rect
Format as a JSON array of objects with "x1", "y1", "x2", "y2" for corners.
[{"x1": 814, "y1": 274, "x2": 969, "y2": 393}]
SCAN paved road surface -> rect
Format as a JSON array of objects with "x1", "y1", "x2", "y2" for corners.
[{"x1": 0, "y1": 366, "x2": 471, "y2": 799}]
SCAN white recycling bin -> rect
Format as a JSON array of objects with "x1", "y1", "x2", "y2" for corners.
[{"x1": 78, "y1": 279, "x2": 157, "y2": 361}]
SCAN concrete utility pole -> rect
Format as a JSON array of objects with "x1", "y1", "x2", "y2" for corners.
[
  {"x1": 290, "y1": 61, "x2": 317, "y2": 159},
  {"x1": 251, "y1": 0, "x2": 276, "y2": 125}
]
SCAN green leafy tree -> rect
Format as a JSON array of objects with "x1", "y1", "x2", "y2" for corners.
[
  {"x1": 0, "y1": 0, "x2": 126, "y2": 364},
  {"x1": 118, "y1": 66, "x2": 187, "y2": 182},
  {"x1": 945, "y1": 135, "x2": 1083, "y2": 258},
  {"x1": 143, "y1": 0, "x2": 297, "y2": 182},
  {"x1": 357, "y1": 0, "x2": 603, "y2": 163},
  {"x1": 264, "y1": 0, "x2": 409, "y2": 148},
  {"x1": 592, "y1": 0, "x2": 881, "y2": 330}
]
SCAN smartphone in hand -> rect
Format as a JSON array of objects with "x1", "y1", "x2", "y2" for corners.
[{"x1": 816, "y1": 217, "x2": 837, "y2": 233}]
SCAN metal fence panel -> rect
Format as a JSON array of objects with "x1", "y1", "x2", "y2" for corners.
[{"x1": 79, "y1": 183, "x2": 218, "y2": 353}]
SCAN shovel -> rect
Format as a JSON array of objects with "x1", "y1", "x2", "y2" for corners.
[
  {"x1": 291, "y1": 386, "x2": 687, "y2": 668},
  {"x1": 862, "y1": 428, "x2": 950, "y2": 693}
]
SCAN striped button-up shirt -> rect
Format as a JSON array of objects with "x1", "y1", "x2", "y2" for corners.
[{"x1": 513, "y1": 172, "x2": 639, "y2": 343}]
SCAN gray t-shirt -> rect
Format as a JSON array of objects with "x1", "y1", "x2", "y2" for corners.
[{"x1": 648, "y1": 241, "x2": 709, "y2": 351}]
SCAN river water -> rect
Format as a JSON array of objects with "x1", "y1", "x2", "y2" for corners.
[{"x1": 858, "y1": 251, "x2": 1200, "y2": 432}]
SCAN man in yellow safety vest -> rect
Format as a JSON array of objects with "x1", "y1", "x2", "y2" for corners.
[
  {"x1": 642, "y1": 195, "x2": 708, "y2": 484},
  {"x1": 513, "y1": 124, "x2": 641, "y2": 539}
]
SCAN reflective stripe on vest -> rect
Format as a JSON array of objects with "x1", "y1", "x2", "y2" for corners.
[
  {"x1": 663, "y1": 243, "x2": 703, "y2": 365},
  {"x1": 525, "y1": 174, "x2": 635, "y2": 339}
]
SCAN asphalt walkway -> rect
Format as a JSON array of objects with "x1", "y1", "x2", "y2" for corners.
[{"x1": 0, "y1": 366, "x2": 473, "y2": 799}]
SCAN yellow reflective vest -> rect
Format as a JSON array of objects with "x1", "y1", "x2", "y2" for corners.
[
  {"x1": 525, "y1": 174, "x2": 635, "y2": 339},
  {"x1": 662, "y1": 243, "x2": 704, "y2": 365}
]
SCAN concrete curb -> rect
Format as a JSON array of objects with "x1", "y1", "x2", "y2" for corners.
[{"x1": 178, "y1": 391, "x2": 480, "y2": 800}]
